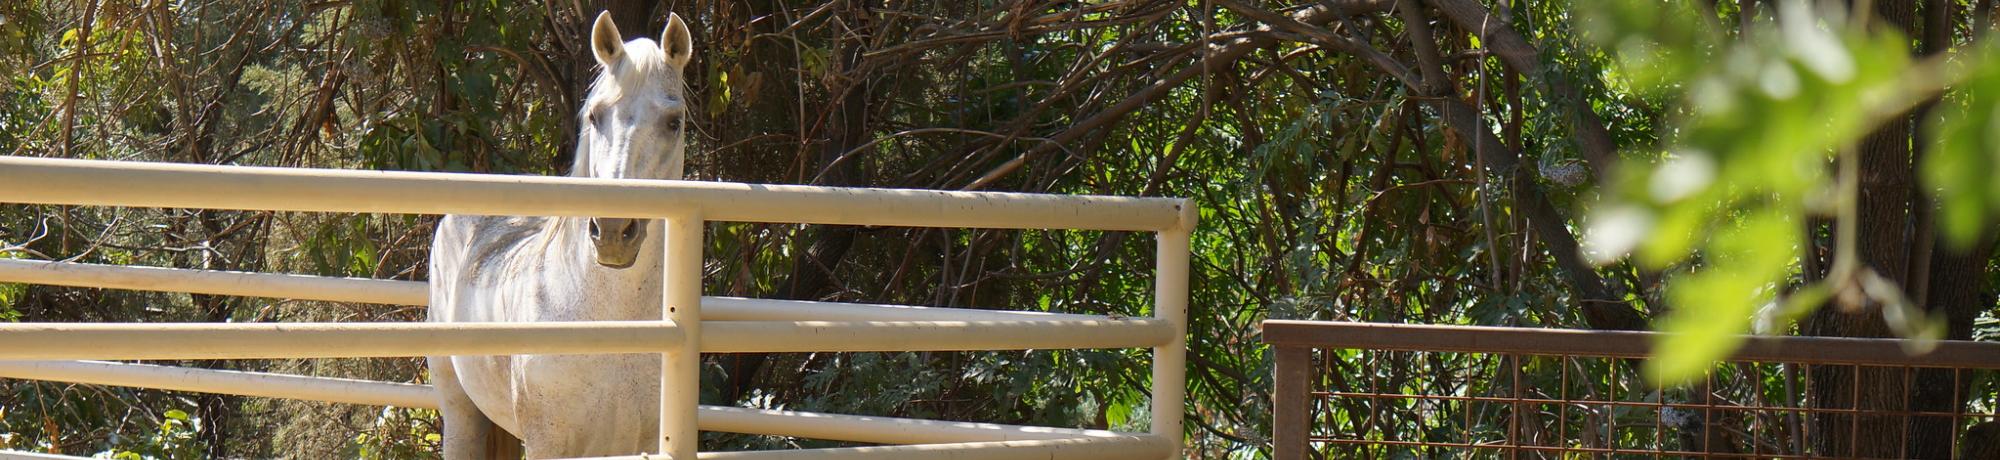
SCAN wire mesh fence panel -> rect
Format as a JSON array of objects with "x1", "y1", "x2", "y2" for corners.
[{"x1": 1266, "y1": 321, "x2": 2000, "y2": 459}]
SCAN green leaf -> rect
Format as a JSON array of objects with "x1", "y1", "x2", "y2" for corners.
[
  {"x1": 1923, "y1": 44, "x2": 2000, "y2": 249},
  {"x1": 1647, "y1": 210, "x2": 1795, "y2": 384},
  {"x1": 1580, "y1": 0, "x2": 1719, "y2": 94}
]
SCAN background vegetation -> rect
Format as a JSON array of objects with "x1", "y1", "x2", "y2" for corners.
[{"x1": 2, "y1": 0, "x2": 1999, "y2": 458}]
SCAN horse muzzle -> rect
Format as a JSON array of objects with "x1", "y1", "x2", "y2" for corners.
[{"x1": 589, "y1": 217, "x2": 646, "y2": 269}]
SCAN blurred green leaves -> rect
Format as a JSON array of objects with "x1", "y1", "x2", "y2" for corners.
[
  {"x1": 1580, "y1": 0, "x2": 1991, "y2": 384},
  {"x1": 1925, "y1": 45, "x2": 2000, "y2": 249},
  {"x1": 1648, "y1": 209, "x2": 1799, "y2": 381},
  {"x1": 1578, "y1": 0, "x2": 1720, "y2": 94}
]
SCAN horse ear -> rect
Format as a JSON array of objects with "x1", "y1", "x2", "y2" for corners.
[
  {"x1": 590, "y1": 11, "x2": 624, "y2": 68},
  {"x1": 661, "y1": 13, "x2": 694, "y2": 69}
]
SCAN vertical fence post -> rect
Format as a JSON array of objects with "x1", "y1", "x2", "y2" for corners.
[
  {"x1": 661, "y1": 210, "x2": 703, "y2": 458},
  {"x1": 1152, "y1": 203, "x2": 1193, "y2": 458},
  {"x1": 1273, "y1": 346, "x2": 1309, "y2": 460}
]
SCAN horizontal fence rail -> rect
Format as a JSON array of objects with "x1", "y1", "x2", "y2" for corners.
[
  {"x1": 0, "y1": 360, "x2": 439, "y2": 409},
  {"x1": 0, "y1": 451, "x2": 83, "y2": 460},
  {"x1": 0, "y1": 156, "x2": 1187, "y2": 231},
  {"x1": 1265, "y1": 320, "x2": 2000, "y2": 459},
  {"x1": 0, "y1": 321, "x2": 684, "y2": 360},
  {"x1": 0, "y1": 259, "x2": 1174, "y2": 353},
  {"x1": 703, "y1": 319, "x2": 1173, "y2": 352},
  {"x1": 0, "y1": 258, "x2": 1119, "y2": 322},
  {"x1": 580, "y1": 435, "x2": 1173, "y2": 460},
  {"x1": 0, "y1": 257, "x2": 425, "y2": 305},
  {"x1": 0, "y1": 319, "x2": 1161, "y2": 359},
  {"x1": 703, "y1": 297, "x2": 1115, "y2": 322},
  {"x1": 1264, "y1": 320, "x2": 2000, "y2": 368},
  {"x1": 0, "y1": 360, "x2": 1130, "y2": 444},
  {"x1": 697, "y1": 407, "x2": 1140, "y2": 445},
  {"x1": 0, "y1": 330, "x2": 1170, "y2": 459}
]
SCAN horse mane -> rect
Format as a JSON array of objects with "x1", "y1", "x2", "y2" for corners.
[{"x1": 570, "y1": 38, "x2": 687, "y2": 178}]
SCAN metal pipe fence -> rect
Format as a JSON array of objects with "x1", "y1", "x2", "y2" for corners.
[
  {"x1": 1266, "y1": 320, "x2": 2000, "y2": 459},
  {"x1": 0, "y1": 156, "x2": 1193, "y2": 459}
]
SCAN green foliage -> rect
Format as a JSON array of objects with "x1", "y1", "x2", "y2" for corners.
[
  {"x1": 107, "y1": 409, "x2": 204, "y2": 460},
  {"x1": 1585, "y1": 0, "x2": 2000, "y2": 384},
  {"x1": 0, "y1": 0, "x2": 559, "y2": 454},
  {"x1": 8, "y1": 0, "x2": 1993, "y2": 456},
  {"x1": 345, "y1": 408, "x2": 441, "y2": 459},
  {"x1": 0, "y1": 285, "x2": 21, "y2": 323},
  {"x1": 1580, "y1": 1, "x2": 1720, "y2": 94},
  {"x1": 1925, "y1": 44, "x2": 2000, "y2": 249}
]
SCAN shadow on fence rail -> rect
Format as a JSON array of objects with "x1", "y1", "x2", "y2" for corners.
[{"x1": 1264, "y1": 320, "x2": 2000, "y2": 459}]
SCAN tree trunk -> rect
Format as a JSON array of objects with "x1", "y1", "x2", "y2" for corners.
[
  {"x1": 1797, "y1": 1, "x2": 1994, "y2": 456},
  {"x1": 1910, "y1": 238, "x2": 1995, "y2": 457},
  {"x1": 716, "y1": 0, "x2": 879, "y2": 405},
  {"x1": 1808, "y1": 1, "x2": 1928, "y2": 458},
  {"x1": 1903, "y1": 0, "x2": 1988, "y2": 457}
]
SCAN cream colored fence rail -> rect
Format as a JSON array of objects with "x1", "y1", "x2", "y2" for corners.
[{"x1": 0, "y1": 156, "x2": 1192, "y2": 460}]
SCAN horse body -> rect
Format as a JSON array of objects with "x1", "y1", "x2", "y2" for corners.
[
  {"x1": 428, "y1": 11, "x2": 695, "y2": 459},
  {"x1": 430, "y1": 215, "x2": 665, "y2": 455}
]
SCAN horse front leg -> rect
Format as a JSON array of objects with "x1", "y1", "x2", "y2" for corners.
[{"x1": 430, "y1": 356, "x2": 523, "y2": 460}]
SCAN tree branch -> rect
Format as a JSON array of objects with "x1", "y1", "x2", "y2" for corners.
[
  {"x1": 960, "y1": 0, "x2": 1396, "y2": 190},
  {"x1": 1401, "y1": 0, "x2": 1648, "y2": 330},
  {"x1": 1426, "y1": 0, "x2": 1622, "y2": 179}
]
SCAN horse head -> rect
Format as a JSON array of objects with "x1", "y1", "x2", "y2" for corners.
[{"x1": 576, "y1": 11, "x2": 694, "y2": 269}]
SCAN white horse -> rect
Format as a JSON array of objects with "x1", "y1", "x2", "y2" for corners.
[{"x1": 427, "y1": 11, "x2": 694, "y2": 459}]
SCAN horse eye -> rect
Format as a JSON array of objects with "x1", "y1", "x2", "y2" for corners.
[{"x1": 662, "y1": 114, "x2": 684, "y2": 132}]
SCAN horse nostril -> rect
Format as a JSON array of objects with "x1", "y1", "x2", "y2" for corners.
[
  {"x1": 621, "y1": 222, "x2": 638, "y2": 239},
  {"x1": 589, "y1": 221, "x2": 602, "y2": 238}
]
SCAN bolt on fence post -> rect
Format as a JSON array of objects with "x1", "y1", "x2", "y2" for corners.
[
  {"x1": 1152, "y1": 202, "x2": 1193, "y2": 458},
  {"x1": 662, "y1": 210, "x2": 703, "y2": 458}
]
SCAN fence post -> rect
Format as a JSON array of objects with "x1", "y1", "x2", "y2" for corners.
[
  {"x1": 1273, "y1": 346, "x2": 1310, "y2": 460},
  {"x1": 1152, "y1": 204, "x2": 1193, "y2": 458},
  {"x1": 661, "y1": 210, "x2": 703, "y2": 458}
]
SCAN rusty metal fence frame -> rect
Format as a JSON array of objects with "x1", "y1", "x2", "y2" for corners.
[{"x1": 1266, "y1": 320, "x2": 2000, "y2": 459}]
